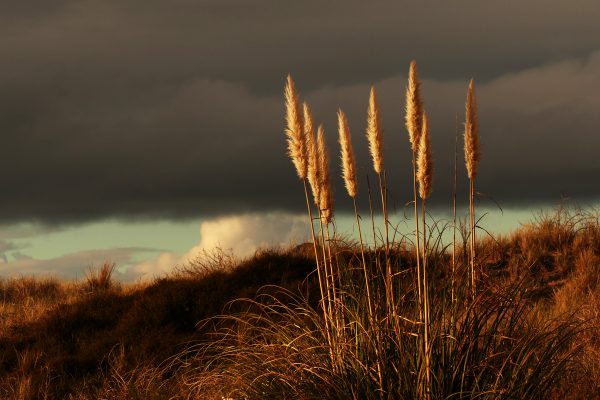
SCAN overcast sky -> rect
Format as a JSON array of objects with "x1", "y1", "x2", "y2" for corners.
[{"x1": 1, "y1": 1, "x2": 599, "y2": 279}]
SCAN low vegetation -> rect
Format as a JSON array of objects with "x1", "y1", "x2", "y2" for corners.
[{"x1": 0, "y1": 207, "x2": 598, "y2": 399}]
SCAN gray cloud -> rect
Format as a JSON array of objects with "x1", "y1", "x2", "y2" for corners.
[{"x1": 0, "y1": 0, "x2": 599, "y2": 224}]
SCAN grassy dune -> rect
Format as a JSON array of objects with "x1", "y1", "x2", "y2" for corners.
[{"x1": 0, "y1": 208, "x2": 598, "y2": 399}]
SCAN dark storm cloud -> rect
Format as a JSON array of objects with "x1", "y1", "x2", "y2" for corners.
[{"x1": 1, "y1": 0, "x2": 600, "y2": 223}]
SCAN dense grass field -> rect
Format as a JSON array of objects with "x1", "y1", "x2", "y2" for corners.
[{"x1": 0, "y1": 207, "x2": 599, "y2": 399}]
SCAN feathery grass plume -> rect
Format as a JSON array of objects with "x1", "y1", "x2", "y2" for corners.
[
  {"x1": 464, "y1": 79, "x2": 480, "y2": 299},
  {"x1": 405, "y1": 60, "x2": 423, "y2": 151},
  {"x1": 285, "y1": 86, "x2": 332, "y2": 357},
  {"x1": 338, "y1": 110, "x2": 357, "y2": 198},
  {"x1": 317, "y1": 126, "x2": 333, "y2": 224},
  {"x1": 417, "y1": 112, "x2": 433, "y2": 200},
  {"x1": 304, "y1": 103, "x2": 321, "y2": 205},
  {"x1": 405, "y1": 60, "x2": 424, "y2": 325},
  {"x1": 367, "y1": 85, "x2": 391, "y2": 271},
  {"x1": 366, "y1": 86, "x2": 384, "y2": 174},
  {"x1": 464, "y1": 79, "x2": 480, "y2": 179},
  {"x1": 284, "y1": 75, "x2": 307, "y2": 179}
]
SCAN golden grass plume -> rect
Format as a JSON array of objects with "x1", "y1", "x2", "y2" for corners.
[
  {"x1": 464, "y1": 79, "x2": 480, "y2": 179},
  {"x1": 317, "y1": 126, "x2": 333, "y2": 223},
  {"x1": 417, "y1": 111, "x2": 433, "y2": 200},
  {"x1": 304, "y1": 103, "x2": 321, "y2": 205},
  {"x1": 405, "y1": 60, "x2": 423, "y2": 152},
  {"x1": 284, "y1": 75, "x2": 307, "y2": 179},
  {"x1": 337, "y1": 109, "x2": 358, "y2": 198},
  {"x1": 366, "y1": 86, "x2": 384, "y2": 174}
]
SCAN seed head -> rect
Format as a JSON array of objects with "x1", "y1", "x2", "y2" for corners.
[
  {"x1": 317, "y1": 126, "x2": 334, "y2": 224},
  {"x1": 304, "y1": 103, "x2": 320, "y2": 205},
  {"x1": 464, "y1": 79, "x2": 480, "y2": 180},
  {"x1": 366, "y1": 86, "x2": 384, "y2": 174},
  {"x1": 338, "y1": 110, "x2": 358, "y2": 198},
  {"x1": 405, "y1": 60, "x2": 423, "y2": 153},
  {"x1": 284, "y1": 75, "x2": 307, "y2": 179},
  {"x1": 417, "y1": 112, "x2": 433, "y2": 200}
]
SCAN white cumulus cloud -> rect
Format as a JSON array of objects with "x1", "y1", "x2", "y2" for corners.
[{"x1": 127, "y1": 212, "x2": 308, "y2": 280}]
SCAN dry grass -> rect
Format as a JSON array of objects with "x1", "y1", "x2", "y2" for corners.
[
  {"x1": 181, "y1": 209, "x2": 599, "y2": 399},
  {"x1": 405, "y1": 60, "x2": 423, "y2": 151},
  {"x1": 0, "y1": 248, "x2": 318, "y2": 399},
  {"x1": 337, "y1": 109, "x2": 357, "y2": 198},
  {"x1": 84, "y1": 262, "x2": 118, "y2": 294},
  {"x1": 464, "y1": 79, "x2": 480, "y2": 298},
  {"x1": 463, "y1": 79, "x2": 480, "y2": 180},
  {"x1": 317, "y1": 125, "x2": 333, "y2": 224},
  {"x1": 0, "y1": 213, "x2": 598, "y2": 398},
  {"x1": 416, "y1": 111, "x2": 433, "y2": 200},
  {"x1": 284, "y1": 75, "x2": 307, "y2": 180},
  {"x1": 304, "y1": 102, "x2": 321, "y2": 206},
  {"x1": 366, "y1": 86, "x2": 384, "y2": 174}
]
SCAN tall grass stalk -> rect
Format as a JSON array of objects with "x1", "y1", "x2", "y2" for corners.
[
  {"x1": 303, "y1": 102, "x2": 333, "y2": 348},
  {"x1": 338, "y1": 109, "x2": 382, "y2": 387},
  {"x1": 317, "y1": 125, "x2": 344, "y2": 365},
  {"x1": 366, "y1": 87, "x2": 389, "y2": 253},
  {"x1": 366, "y1": 86, "x2": 394, "y2": 314},
  {"x1": 406, "y1": 60, "x2": 424, "y2": 319},
  {"x1": 417, "y1": 111, "x2": 434, "y2": 399},
  {"x1": 366, "y1": 175, "x2": 378, "y2": 250},
  {"x1": 315, "y1": 126, "x2": 335, "y2": 317},
  {"x1": 464, "y1": 79, "x2": 480, "y2": 298},
  {"x1": 364, "y1": 87, "x2": 396, "y2": 386},
  {"x1": 284, "y1": 77, "x2": 335, "y2": 364},
  {"x1": 452, "y1": 113, "x2": 458, "y2": 306},
  {"x1": 338, "y1": 110, "x2": 373, "y2": 322}
]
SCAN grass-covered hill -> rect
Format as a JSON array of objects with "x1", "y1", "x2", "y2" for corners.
[
  {"x1": 0, "y1": 247, "x2": 319, "y2": 399},
  {"x1": 1, "y1": 208, "x2": 599, "y2": 399}
]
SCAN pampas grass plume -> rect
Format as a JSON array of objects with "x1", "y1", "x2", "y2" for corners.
[
  {"x1": 317, "y1": 126, "x2": 333, "y2": 223},
  {"x1": 464, "y1": 79, "x2": 480, "y2": 179},
  {"x1": 417, "y1": 111, "x2": 433, "y2": 200},
  {"x1": 304, "y1": 103, "x2": 321, "y2": 205},
  {"x1": 366, "y1": 86, "x2": 384, "y2": 174},
  {"x1": 338, "y1": 109, "x2": 358, "y2": 198},
  {"x1": 405, "y1": 60, "x2": 423, "y2": 152},
  {"x1": 284, "y1": 75, "x2": 307, "y2": 179}
]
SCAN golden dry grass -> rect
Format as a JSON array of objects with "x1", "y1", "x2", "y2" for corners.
[
  {"x1": 337, "y1": 109, "x2": 357, "y2": 198},
  {"x1": 366, "y1": 86, "x2": 384, "y2": 174},
  {"x1": 317, "y1": 125, "x2": 333, "y2": 223},
  {"x1": 304, "y1": 102, "x2": 321, "y2": 206},
  {"x1": 464, "y1": 79, "x2": 480, "y2": 180},
  {"x1": 416, "y1": 111, "x2": 433, "y2": 200},
  {"x1": 284, "y1": 75, "x2": 307, "y2": 180},
  {"x1": 405, "y1": 60, "x2": 424, "y2": 151},
  {"x1": 0, "y1": 214, "x2": 599, "y2": 399}
]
